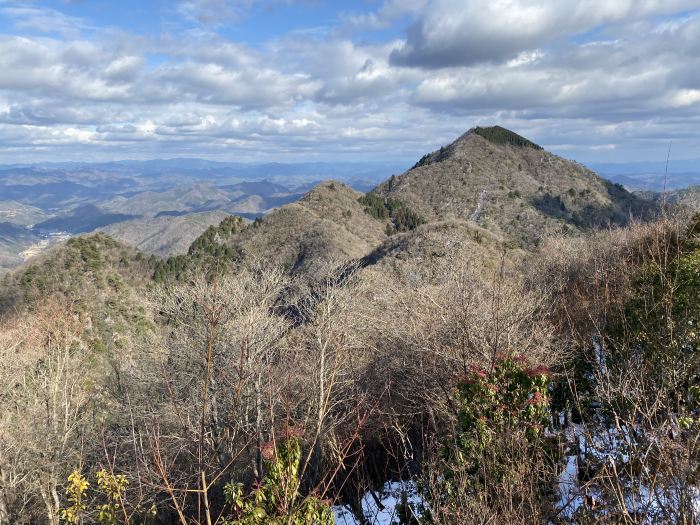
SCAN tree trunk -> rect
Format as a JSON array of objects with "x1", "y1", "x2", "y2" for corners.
[
  {"x1": 0, "y1": 465, "x2": 10, "y2": 525},
  {"x1": 40, "y1": 481, "x2": 60, "y2": 525}
]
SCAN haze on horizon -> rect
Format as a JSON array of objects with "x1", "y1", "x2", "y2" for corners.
[{"x1": 1, "y1": 0, "x2": 699, "y2": 165}]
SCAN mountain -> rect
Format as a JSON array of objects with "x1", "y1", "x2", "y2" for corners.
[
  {"x1": 100, "y1": 211, "x2": 232, "y2": 257},
  {"x1": 153, "y1": 126, "x2": 659, "y2": 284},
  {"x1": 155, "y1": 181, "x2": 391, "y2": 281},
  {"x1": 4, "y1": 126, "x2": 660, "y2": 280},
  {"x1": 0, "y1": 201, "x2": 49, "y2": 226},
  {"x1": 101, "y1": 184, "x2": 234, "y2": 217},
  {"x1": 372, "y1": 126, "x2": 652, "y2": 247},
  {"x1": 636, "y1": 185, "x2": 700, "y2": 211},
  {"x1": 231, "y1": 181, "x2": 388, "y2": 276},
  {"x1": 32, "y1": 204, "x2": 137, "y2": 234},
  {"x1": 590, "y1": 158, "x2": 700, "y2": 191},
  {"x1": 0, "y1": 233, "x2": 155, "y2": 315}
]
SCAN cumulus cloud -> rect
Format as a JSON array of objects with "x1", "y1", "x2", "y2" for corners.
[
  {"x1": 0, "y1": 0, "x2": 698, "y2": 163},
  {"x1": 390, "y1": 0, "x2": 700, "y2": 68},
  {"x1": 411, "y1": 13, "x2": 700, "y2": 121}
]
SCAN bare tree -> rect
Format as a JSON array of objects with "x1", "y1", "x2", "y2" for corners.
[{"x1": 0, "y1": 299, "x2": 98, "y2": 525}]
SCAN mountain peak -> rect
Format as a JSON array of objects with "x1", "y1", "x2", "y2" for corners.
[
  {"x1": 375, "y1": 128, "x2": 652, "y2": 247},
  {"x1": 412, "y1": 125, "x2": 543, "y2": 171},
  {"x1": 469, "y1": 126, "x2": 543, "y2": 150}
]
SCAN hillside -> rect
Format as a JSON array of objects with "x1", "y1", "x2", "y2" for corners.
[
  {"x1": 639, "y1": 185, "x2": 700, "y2": 211},
  {"x1": 0, "y1": 200, "x2": 48, "y2": 225},
  {"x1": 238, "y1": 181, "x2": 387, "y2": 271},
  {"x1": 373, "y1": 126, "x2": 653, "y2": 246},
  {"x1": 0, "y1": 233, "x2": 155, "y2": 312},
  {"x1": 0, "y1": 222, "x2": 41, "y2": 272},
  {"x1": 0, "y1": 233, "x2": 157, "y2": 376},
  {"x1": 100, "y1": 210, "x2": 232, "y2": 257},
  {"x1": 155, "y1": 181, "x2": 391, "y2": 281},
  {"x1": 101, "y1": 184, "x2": 233, "y2": 217},
  {"x1": 360, "y1": 218, "x2": 511, "y2": 276}
]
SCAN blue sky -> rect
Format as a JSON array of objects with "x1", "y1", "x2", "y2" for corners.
[{"x1": 1, "y1": 0, "x2": 699, "y2": 165}]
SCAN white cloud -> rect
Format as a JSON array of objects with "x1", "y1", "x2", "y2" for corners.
[
  {"x1": 0, "y1": 0, "x2": 698, "y2": 163},
  {"x1": 1, "y1": 5, "x2": 87, "y2": 37},
  {"x1": 390, "y1": 0, "x2": 700, "y2": 68}
]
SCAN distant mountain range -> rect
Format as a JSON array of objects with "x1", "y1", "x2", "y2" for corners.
[
  {"x1": 0, "y1": 160, "x2": 408, "y2": 273},
  {"x1": 1, "y1": 159, "x2": 406, "y2": 191},
  {"x1": 590, "y1": 158, "x2": 700, "y2": 191}
]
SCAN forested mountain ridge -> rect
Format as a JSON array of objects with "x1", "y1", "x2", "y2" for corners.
[
  {"x1": 154, "y1": 180, "x2": 392, "y2": 281},
  {"x1": 0, "y1": 233, "x2": 155, "y2": 313}
]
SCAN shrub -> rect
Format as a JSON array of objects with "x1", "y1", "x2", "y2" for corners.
[
  {"x1": 454, "y1": 355, "x2": 551, "y2": 468},
  {"x1": 60, "y1": 469, "x2": 156, "y2": 525},
  {"x1": 223, "y1": 432, "x2": 334, "y2": 525},
  {"x1": 60, "y1": 471, "x2": 90, "y2": 525},
  {"x1": 423, "y1": 354, "x2": 559, "y2": 524}
]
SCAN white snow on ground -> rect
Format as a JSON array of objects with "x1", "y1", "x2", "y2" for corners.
[
  {"x1": 333, "y1": 481, "x2": 425, "y2": 525},
  {"x1": 557, "y1": 454, "x2": 583, "y2": 520},
  {"x1": 555, "y1": 416, "x2": 700, "y2": 523}
]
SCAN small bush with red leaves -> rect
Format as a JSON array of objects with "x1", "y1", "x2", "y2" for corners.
[{"x1": 456, "y1": 355, "x2": 551, "y2": 453}]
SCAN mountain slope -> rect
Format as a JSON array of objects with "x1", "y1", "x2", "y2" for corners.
[
  {"x1": 33, "y1": 204, "x2": 137, "y2": 234},
  {"x1": 100, "y1": 210, "x2": 232, "y2": 257},
  {"x1": 373, "y1": 126, "x2": 653, "y2": 246},
  {"x1": 101, "y1": 184, "x2": 232, "y2": 217},
  {"x1": 232, "y1": 181, "x2": 387, "y2": 276},
  {"x1": 0, "y1": 201, "x2": 48, "y2": 226},
  {"x1": 0, "y1": 222, "x2": 41, "y2": 272},
  {"x1": 155, "y1": 181, "x2": 390, "y2": 281},
  {"x1": 0, "y1": 233, "x2": 155, "y2": 313}
]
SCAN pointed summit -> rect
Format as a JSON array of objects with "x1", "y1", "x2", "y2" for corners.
[
  {"x1": 471, "y1": 126, "x2": 543, "y2": 150},
  {"x1": 374, "y1": 126, "x2": 652, "y2": 247},
  {"x1": 410, "y1": 126, "x2": 543, "y2": 171}
]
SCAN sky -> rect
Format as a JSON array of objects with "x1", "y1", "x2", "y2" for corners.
[{"x1": 0, "y1": 0, "x2": 700, "y2": 165}]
